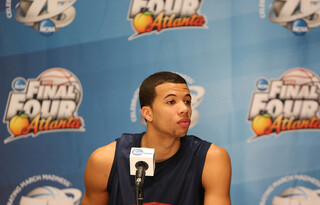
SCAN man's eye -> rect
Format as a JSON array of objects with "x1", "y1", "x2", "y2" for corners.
[{"x1": 185, "y1": 100, "x2": 191, "y2": 105}]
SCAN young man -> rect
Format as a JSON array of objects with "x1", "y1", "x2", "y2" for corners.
[{"x1": 81, "y1": 71, "x2": 232, "y2": 205}]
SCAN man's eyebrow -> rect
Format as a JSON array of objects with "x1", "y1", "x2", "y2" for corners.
[
  {"x1": 163, "y1": 93, "x2": 192, "y2": 99},
  {"x1": 163, "y1": 94, "x2": 177, "y2": 99}
]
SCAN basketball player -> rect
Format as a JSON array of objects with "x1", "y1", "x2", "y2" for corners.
[{"x1": 81, "y1": 71, "x2": 232, "y2": 205}]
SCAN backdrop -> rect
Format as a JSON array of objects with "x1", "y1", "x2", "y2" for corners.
[{"x1": 1, "y1": 0, "x2": 320, "y2": 204}]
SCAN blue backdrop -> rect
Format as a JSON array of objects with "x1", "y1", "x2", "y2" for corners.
[{"x1": 1, "y1": 0, "x2": 320, "y2": 204}]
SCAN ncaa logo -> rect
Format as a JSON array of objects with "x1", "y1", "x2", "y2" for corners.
[
  {"x1": 132, "y1": 149, "x2": 143, "y2": 156},
  {"x1": 12, "y1": 77, "x2": 27, "y2": 92},
  {"x1": 14, "y1": 0, "x2": 77, "y2": 35},
  {"x1": 38, "y1": 19, "x2": 56, "y2": 36},
  {"x1": 256, "y1": 78, "x2": 269, "y2": 91},
  {"x1": 291, "y1": 19, "x2": 308, "y2": 36}
]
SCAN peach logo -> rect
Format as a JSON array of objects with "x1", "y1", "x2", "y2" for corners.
[
  {"x1": 133, "y1": 10, "x2": 154, "y2": 33},
  {"x1": 247, "y1": 68, "x2": 320, "y2": 142},
  {"x1": 128, "y1": 0, "x2": 207, "y2": 40},
  {"x1": 3, "y1": 68, "x2": 85, "y2": 144},
  {"x1": 251, "y1": 113, "x2": 272, "y2": 136},
  {"x1": 9, "y1": 113, "x2": 30, "y2": 136}
]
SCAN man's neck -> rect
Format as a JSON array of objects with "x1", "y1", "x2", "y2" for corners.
[{"x1": 141, "y1": 131, "x2": 181, "y2": 162}]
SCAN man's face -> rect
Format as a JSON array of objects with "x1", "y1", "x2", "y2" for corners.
[{"x1": 148, "y1": 82, "x2": 192, "y2": 138}]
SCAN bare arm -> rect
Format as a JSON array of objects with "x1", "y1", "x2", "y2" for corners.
[
  {"x1": 81, "y1": 141, "x2": 116, "y2": 205},
  {"x1": 202, "y1": 144, "x2": 232, "y2": 205}
]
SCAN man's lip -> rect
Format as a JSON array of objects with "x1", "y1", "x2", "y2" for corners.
[{"x1": 177, "y1": 118, "x2": 191, "y2": 127}]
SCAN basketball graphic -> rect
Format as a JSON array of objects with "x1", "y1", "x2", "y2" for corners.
[
  {"x1": 280, "y1": 68, "x2": 320, "y2": 86},
  {"x1": 37, "y1": 68, "x2": 83, "y2": 105},
  {"x1": 20, "y1": 186, "x2": 82, "y2": 205},
  {"x1": 272, "y1": 186, "x2": 320, "y2": 204}
]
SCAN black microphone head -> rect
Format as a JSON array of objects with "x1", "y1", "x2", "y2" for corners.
[{"x1": 135, "y1": 161, "x2": 149, "y2": 170}]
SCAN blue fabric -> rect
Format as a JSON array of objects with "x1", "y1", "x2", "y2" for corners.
[{"x1": 107, "y1": 133, "x2": 211, "y2": 205}]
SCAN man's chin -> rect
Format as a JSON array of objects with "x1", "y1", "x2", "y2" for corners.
[{"x1": 174, "y1": 130, "x2": 189, "y2": 138}]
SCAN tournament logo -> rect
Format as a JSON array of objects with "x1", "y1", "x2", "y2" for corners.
[
  {"x1": 3, "y1": 68, "x2": 85, "y2": 144},
  {"x1": 6, "y1": 0, "x2": 77, "y2": 35},
  {"x1": 7, "y1": 174, "x2": 82, "y2": 205},
  {"x1": 259, "y1": 0, "x2": 320, "y2": 35},
  {"x1": 127, "y1": 0, "x2": 207, "y2": 40},
  {"x1": 130, "y1": 72, "x2": 205, "y2": 128},
  {"x1": 260, "y1": 175, "x2": 320, "y2": 205},
  {"x1": 247, "y1": 68, "x2": 320, "y2": 142}
]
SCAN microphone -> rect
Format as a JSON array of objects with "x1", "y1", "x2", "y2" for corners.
[
  {"x1": 135, "y1": 161, "x2": 148, "y2": 188},
  {"x1": 130, "y1": 147, "x2": 155, "y2": 205},
  {"x1": 130, "y1": 147, "x2": 155, "y2": 177}
]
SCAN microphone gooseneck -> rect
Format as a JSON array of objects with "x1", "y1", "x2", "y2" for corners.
[{"x1": 135, "y1": 161, "x2": 148, "y2": 205}]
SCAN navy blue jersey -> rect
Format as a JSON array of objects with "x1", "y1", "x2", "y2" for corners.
[{"x1": 107, "y1": 133, "x2": 211, "y2": 205}]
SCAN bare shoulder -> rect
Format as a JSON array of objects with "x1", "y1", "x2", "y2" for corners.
[
  {"x1": 85, "y1": 141, "x2": 117, "y2": 185},
  {"x1": 205, "y1": 144, "x2": 230, "y2": 163},
  {"x1": 81, "y1": 141, "x2": 117, "y2": 205},
  {"x1": 202, "y1": 144, "x2": 232, "y2": 190},
  {"x1": 88, "y1": 141, "x2": 117, "y2": 169}
]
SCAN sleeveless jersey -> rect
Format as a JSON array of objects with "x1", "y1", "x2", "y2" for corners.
[{"x1": 107, "y1": 133, "x2": 211, "y2": 205}]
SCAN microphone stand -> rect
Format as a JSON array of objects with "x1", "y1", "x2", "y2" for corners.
[
  {"x1": 136, "y1": 182, "x2": 144, "y2": 205},
  {"x1": 135, "y1": 162, "x2": 147, "y2": 205}
]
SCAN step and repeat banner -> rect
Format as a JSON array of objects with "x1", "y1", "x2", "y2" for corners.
[{"x1": 1, "y1": 0, "x2": 320, "y2": 204}]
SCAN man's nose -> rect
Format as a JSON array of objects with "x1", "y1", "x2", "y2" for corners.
[{"x1": 179, "y1": 102, "x2": 191, "y2": 115}]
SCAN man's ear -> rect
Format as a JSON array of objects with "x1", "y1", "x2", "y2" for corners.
[{"x1": 141, "y1": 106, "x2": 153, "y2": 122}]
